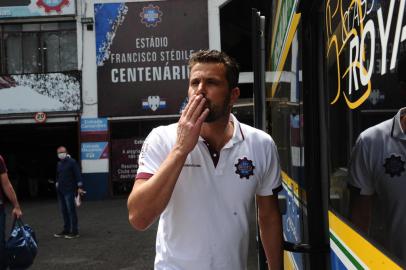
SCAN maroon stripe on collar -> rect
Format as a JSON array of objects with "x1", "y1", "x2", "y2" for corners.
[
  {"x1": 203, "y1": 141, "x2": 220, "y2": 167},
  {"x1": 135, "y1": 173, "x2": 153, "y2": 180},
  {"x1": 239, "y1": 124, "x2": 245, "y2": 140}
]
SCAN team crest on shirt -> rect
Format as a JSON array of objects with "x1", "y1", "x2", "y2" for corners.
[
  {"x1": 383, "y1": 154, "x2": 405, "y2": 177},
  {"x1": 235, "y1": 157, "x2": 255, "y2": 179}
]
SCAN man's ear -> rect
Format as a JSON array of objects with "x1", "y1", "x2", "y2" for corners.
[{"x1": 230, "y1": 87, "x2": 240, "y2": 105}]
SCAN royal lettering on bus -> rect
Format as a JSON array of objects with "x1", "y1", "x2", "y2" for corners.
[{"x1": 326, "y1": 0, "x2": 406, "y2": 109}]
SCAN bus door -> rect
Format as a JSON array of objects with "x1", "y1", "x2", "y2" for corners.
[
  {"x1": 324, "y1": 0, "x2": 406, "y2": 268},
  {"x1": 260, "y1": 0, "x2": 328, "y2": 268}
]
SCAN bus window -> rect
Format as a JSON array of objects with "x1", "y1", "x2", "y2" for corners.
[
  {"x1": 326, "y1": 0, "x2": 406, "y2": 265},
  {"x1": 267, "y1": 20, "x2": 306, "y2": 267}
]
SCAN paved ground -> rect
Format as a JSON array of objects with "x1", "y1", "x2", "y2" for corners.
[{"x1": 3, "y1": 197, "x2": 259, "y2": 270}]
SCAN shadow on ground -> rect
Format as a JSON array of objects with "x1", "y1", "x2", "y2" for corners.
[{"x1": 4, "y1": 198, "x2": 258, "y2": 270}]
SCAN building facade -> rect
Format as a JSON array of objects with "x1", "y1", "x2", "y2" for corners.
[{"x1": 0, "y1": 0, "x2": 242, "y2": 199}]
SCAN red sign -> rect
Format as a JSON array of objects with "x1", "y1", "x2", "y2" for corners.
[{"x1": 34, "y1": 112, "x2": 47, "y2": 123}]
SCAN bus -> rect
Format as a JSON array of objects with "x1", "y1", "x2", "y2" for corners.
[{"x1": 254, "y1": 0, "x2": 406, "y2": 269}]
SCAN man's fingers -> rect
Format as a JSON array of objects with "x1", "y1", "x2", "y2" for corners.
[
  {"x1": 181, "y1": 95, "x2": 196, "y2": 117},
  {"x1": 195, "y1": 108, "x2": 209, "y2": 126},
  {"x1": 190, "y1": 97, "x2": 207, "y2": 122},
  {"x1": 184, "y1": 94, "x2": 202, "y2": 120}
]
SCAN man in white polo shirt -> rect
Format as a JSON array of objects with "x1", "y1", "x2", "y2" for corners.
[
  {"x1": 348, "y1": 55, "x2": 406, "y2": 262},
  {"x1": 127, "y1": 50, "x2": 283, "y2": 270}
]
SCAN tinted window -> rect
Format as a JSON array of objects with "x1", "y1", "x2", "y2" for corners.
[{"x1": 326, "y1": 0, "x2": 406, "y2": 264}]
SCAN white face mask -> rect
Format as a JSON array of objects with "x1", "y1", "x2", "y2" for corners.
[{"x1": 57, "y1": 152, "x2": 67, "y2": 160}]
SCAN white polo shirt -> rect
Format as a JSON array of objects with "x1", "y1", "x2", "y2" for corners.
[
  {"x1": 137, "y1": 114, "x2": 282, "y2": 270},
  {"x1": 348, "y1": 107, "x2": 406, "y2": 261}
]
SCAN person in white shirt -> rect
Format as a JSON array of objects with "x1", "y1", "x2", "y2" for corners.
[
  {"x1": 349, "y1": 54, "x2": 406, "y2": 263},
  {"x1": 127, "y1": 50, "x2": 283, "y2": 270}
]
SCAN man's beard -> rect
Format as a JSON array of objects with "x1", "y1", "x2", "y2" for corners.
[{"x1": 204, "y1": 94, "x2": 231, "y2": 123}]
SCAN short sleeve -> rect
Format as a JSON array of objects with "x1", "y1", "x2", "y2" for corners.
[
  {"x1": 256, "y1": 139, "x2": 282, "y2": 196},
  {"x1": 348, "y1": 136, "x2": 375, "y2": 195},
  {"x1": 136, "y1": 127, "x2": 170, "y2": 179}
]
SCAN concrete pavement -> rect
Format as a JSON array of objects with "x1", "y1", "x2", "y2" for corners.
[{"x1": 3, "y1": 198, "x2": 259, "y2": 269}]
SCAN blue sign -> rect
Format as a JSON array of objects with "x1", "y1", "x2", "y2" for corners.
[
  {"x1": 81, "y1": 142, "x2": 108, "y2": 160},
  {"x1": 80, "y1": 118, "x2": 108, "y2": 132}
]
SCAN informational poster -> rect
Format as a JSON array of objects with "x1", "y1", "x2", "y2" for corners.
[
  {"x1": 81, "y1": 142, "x2": 109, "y2": 160},
  {"x1": 95, "y1": 1, "x2": 208, "y2": 117},
  {"x1": 111, "y1": 138, "x2": 144, "y2": 182},
  {"x1": 80, "y1": 118, "x2": 108, "y2": 133},
  {"x1": 0, "y1": 72, "x2": 81, "y2": 114},
  {"x1": 80, "y1": 118, "x2": 109, "y2": 161},
  {"x1": 0, "y1": 0, "x2": 76, "y2": 18}
]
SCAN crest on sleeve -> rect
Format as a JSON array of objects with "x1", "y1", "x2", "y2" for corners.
[
  {"x1": 235, "y1": 157, "x2": 255, "y2": 179},
  {"x1": 383, "y1": 154, "x2": 405, "y2": 177}
]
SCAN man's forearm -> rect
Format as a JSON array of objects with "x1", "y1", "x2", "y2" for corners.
[
  {"x1": 128, "y1": 93, "x2": 208, "y2": 230},
  {"x1": 258, "y1": 212, "x2": 283, "y2": 270},
  {"x1": 128, "y1": 148, "x2": 187, "y2": 230},
  {"x1": 1, "y1": 174, "x2": 20, "y2": 208},
  {"x1": 349, "y1": 190, "x2": 372, "y2": 233},
  {"x1": 73, "y1": 163, "x2": 83, "y2": 187}
]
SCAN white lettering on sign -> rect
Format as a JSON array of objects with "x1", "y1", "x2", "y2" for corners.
[
  {"x1": 110, "y1": 50, "x2": 194, "y2": 64},
  {"x1": 135, "y1": 36, "x2": 168, "y2": 49},
  {"x1": 111, "y1": 65, "x2": 189, "y2": 83},
  {"x1": 326, "y1": 0, "x2": 406, "y2": 109}
]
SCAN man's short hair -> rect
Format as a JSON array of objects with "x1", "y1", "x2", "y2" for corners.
[{"x1": 188, "y1": 50, "x2": 239, "y2": 89}]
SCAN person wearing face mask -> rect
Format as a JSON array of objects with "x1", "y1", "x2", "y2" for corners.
[{"x1": 54, "y1": 146, "x2": 84, "y2": 239}]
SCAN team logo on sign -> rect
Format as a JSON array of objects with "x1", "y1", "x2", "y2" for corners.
[
  {"x1": 142, "y1": 96, "x2": 167, "y2": 111},
  {"x1": 36, "y1": 0, "x2": 70, "y2": 13},
  {"x1": 383, "y1": 154, "x2": 405, "y2": 177},
  {"x1": 140, "y1": 4, "x2": 163, "y2": 27},
  {"x1": 235, "y1": 157, "x2": 255, "y2": 179}
]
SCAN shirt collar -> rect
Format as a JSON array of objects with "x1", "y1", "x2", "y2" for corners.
[
  {"x1": 224, "y1": 114, "x2": 244, "y2": 148},
  {"x1": 392, "y1": 107, "x2": 406, "y2": 140}
]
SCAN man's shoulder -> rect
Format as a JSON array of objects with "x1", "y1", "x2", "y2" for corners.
[
  {"x1": 65, "y1": 157, "x2": 78, "y2": 165},
  {"x1": 148, "y1": 123, "x2": 177, "y2": 139},
  {"x1": 239, "y1": 122, "x2": 275, "y2": 143},
  {"x1": 359, "y1": 118, "x2": 393, "y2": 142},
  {"x1": 154, "y1": 123, "x2": 177, "y2": 132}
]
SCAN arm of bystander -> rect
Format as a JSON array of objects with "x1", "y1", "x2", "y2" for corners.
[{"x1": 0, "y1": 172, "x2": 22, "y2": 218}]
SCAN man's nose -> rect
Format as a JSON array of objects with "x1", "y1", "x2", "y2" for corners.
[{"x1": 195, "y1": 82, "x2": 206, "y2": 96}]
